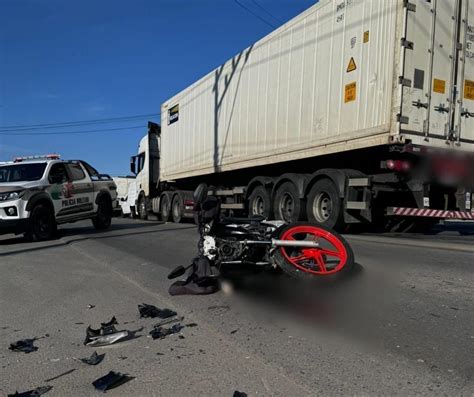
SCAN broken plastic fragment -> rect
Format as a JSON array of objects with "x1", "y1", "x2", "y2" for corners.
[
  {"x1": 86, "y1": 331, "x2": 129, "y2": 347},
  {"x1": 44, "y1": 369, "x2": 76, "y2": 382},
  {"x1": 233, "y1": 391, "x2": 248, "y2": 397},
  {"x1": 138, "y1": 303, "x2": 177, "y2": 319},
  {"x1": 153, "y1": 316, "x2": 184, "y2": 328},
  {"x1": 9, "y1": 339, "x2": 38, "y2": 354},
  {"x1": 8, "y1": 385, "x2": 52, "y2": 396},
  {"x1": 87, "y1": 304, "x2": 95, "y2": 310},
  {"x1": 92, "y1": 371, "x2": 134, "y2": 392},
  {"x1": 149, "y1": 324, "x2": 184, "y2": 340},
  {"x1": 77, "y1": 351, "x2": 105, "y2": 365}
]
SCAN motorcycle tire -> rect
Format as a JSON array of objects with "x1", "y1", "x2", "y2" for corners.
[{"x1": 272, "y1": 223, "x2": 354, "y2": 281}]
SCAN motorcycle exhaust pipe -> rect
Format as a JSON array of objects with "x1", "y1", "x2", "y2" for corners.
[{"x1": 243, "y1": 239, "x2": 319, "y2": 248}]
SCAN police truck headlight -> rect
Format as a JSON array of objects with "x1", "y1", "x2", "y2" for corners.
[{"x1": 0, "y1": 190, "x2": 24, "y2": 202}]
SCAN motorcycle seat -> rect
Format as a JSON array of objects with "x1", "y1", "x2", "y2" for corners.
[{"x1": 221, "y1": 216, "x2": 266, "y2": 224}]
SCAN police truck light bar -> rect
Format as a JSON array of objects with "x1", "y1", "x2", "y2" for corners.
[{"x1": 14, "y1": 154, "x2": 61, "y2": 162}]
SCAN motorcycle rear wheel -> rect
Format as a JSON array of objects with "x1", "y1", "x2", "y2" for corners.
[{"x1": 272, "y1": 223, "x2": 354, "y2": 280}]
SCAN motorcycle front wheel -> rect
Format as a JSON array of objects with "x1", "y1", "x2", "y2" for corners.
[{"x1": 272, "y1": 223, "x2": 354, "y2": 280}]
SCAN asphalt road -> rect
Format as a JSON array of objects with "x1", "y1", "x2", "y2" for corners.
[{"x1": 0, "y1": 218, "x2": 473, "y2": 396}]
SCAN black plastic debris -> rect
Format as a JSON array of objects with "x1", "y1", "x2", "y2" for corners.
[
  {"x1": 185, "y1": 323, "x2": 198, "y2": 328},
  {"x1": 233, "y1": 391, "x2": 248, "y2": 397},
  {"x1": 44, "y1": 369, "x2": 76, "y2": 382},
  {"x1": 77, "y1": 351, "x2": 105, "y2": 366},
  {"x1": 84, "y1": 317, "x2": 133, "y2": 347},
  {"x1": 92, "y1": 371, "x2": 134, "y2": 393},
  {"x1": 8, "y1": 385, "x2": 52, "y2": 396},
  {"x1": 138, "y1": 303, "x2": 177, "y2": 319},
  {"x1": 149, "y1": 324, "x2": 184, "y2": 340},
  {"x1": 153, "y1": 316, "x2": 184, "y2": 328},
  {"x1": 9, "y1": 339, "x2": 38, "y2": 354},
  {"x1": 87, "y1": 304, "x2": 95, "y2": 310}
]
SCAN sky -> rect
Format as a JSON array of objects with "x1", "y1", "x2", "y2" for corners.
[{"x1": 0, "y1": 0, "x2": 316, "y2": 175}]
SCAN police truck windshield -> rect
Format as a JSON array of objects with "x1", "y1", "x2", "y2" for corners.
[{"x1": 0, "y1": 163, "x2": 47, "y2": 183}]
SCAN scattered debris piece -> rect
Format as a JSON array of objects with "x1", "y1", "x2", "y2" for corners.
[
  {"x1": 149, "y1": 324, "x2": 184, "y2": 340},
  {"x1": 76, "y1": 351, "x2": 105, "y2": 366},
  {"x1": 450, "y1": 307, "x2": 459, "y2": 311},
  {"x1": 230, "y1": 329, "x2": 240, "y2": 334},
  {"x1": 118, "y1": 356, "x2": 127, "y2": 360},
  {"x1": 138, "y1": 303, "x2": 177, "y2": 319},
  {"x1": 44, "y1": 369, "x2": 76, "y2": 382},
  {"x1": 92, "y1": 371, "x2": 134, "y2": 392},
  {"x1": 156, "y1": 352, "x2": 164, "y2": 356},
  {"x1": 429, "y1": 313, "x2": 441, "y2": 318},
  {"x1": 185, "y1": 323, "x2": 198, "y2": 328},
  {"x1": 233, "y1": 391, "x2": 248, "y2": 397},
  {"x1": 7, "y1": 385, "x2": 52, "y2": 397},
  {"x1": 153, "y1": 316, "x2": 184, "y2": 328},
  {"x1": 9, "y1": 339, "x2": 38, "y2": 354},
  {"x1": 178, "y1": 335, "x2": 185, "y2": 339},
  {"x1": 86, "y1": 331, "x2": 130, "y2": 347},
  {"x1": 74, "y1": 322, "x2": 85, "y2": 325},
  {"x1": 87, "y1": 304, "x2": 95, "y2": 310},
  {"x1": 84, "y1": 317, "x2": 141, "y2": 347}
]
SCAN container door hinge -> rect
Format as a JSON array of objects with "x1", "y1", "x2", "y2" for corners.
[
  {"x1": 404, "y1": 1, "x2": 416, "y2": 12},
  {"x1": 401, "y1": 38, "x2": 414, "y2": 50},
  {"x1": 399, "y1": 76, "x2": 412, "y2": 87},
  {"x1": 397, "y1": 114, "x2": 409, "y2": 124}
]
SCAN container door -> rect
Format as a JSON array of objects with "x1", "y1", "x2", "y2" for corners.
[
  {"x1": 400, "y1": 0, "x2": 461, "y2": 143},
  {"x1": 453, "y1": 0, "x2": 474, "y2": 146}
]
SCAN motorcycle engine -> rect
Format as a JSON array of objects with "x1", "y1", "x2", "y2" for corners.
[{"x1": 216, "y1": 239, "x2": 243, "y2": 262}]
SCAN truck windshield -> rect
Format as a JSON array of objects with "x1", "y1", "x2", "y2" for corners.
[{"x1": 0, "y1": 163, "x2": 47, "y2": 183}]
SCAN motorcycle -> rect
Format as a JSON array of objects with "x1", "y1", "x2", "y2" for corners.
[{"x1": 168, "y1": 183, "x2": 354, "y2": 283}]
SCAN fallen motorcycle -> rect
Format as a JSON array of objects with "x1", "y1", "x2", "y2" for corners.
[{"x1": 168, "y1": 184, "x2": 354, "y2": 283}]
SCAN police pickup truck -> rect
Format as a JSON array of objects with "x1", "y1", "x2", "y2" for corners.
[{"x1": 0, "y1": 155, "x2": 117, "y2": 241}]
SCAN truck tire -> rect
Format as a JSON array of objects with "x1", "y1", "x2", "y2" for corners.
[
  {"x1": 92, "y1": 197, "x2": 112, "y2": 230},
  {"x1": 274, "y1": 182, "x2": 304, "y2": 223},
  {"x1": 248, "y1": 186, "x2": 272, "y2": 219},
  {"x1": 25, "y1": 204, "x2": 57, "y2": 242},
  {"x1": 171, "y1": 194, "x2": 184, "y2": 223},
  {"x1": 138, "y1": 195, "x2": 148, "y2": 220},
  {"x1": 160, "y1": 194, "x2": 171, "y2": 222},
  {"x1": 306, "y1": 178, "x2": 344, "y2": 230}
]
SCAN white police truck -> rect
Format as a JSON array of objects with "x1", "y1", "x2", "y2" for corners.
[{"x1": 0, "y1": 155, "x2": 117, "y2": 241}]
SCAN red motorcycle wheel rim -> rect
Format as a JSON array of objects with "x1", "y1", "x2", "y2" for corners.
[{"x1": 280, "y1": 225, "x2": 348, "y2": 275}]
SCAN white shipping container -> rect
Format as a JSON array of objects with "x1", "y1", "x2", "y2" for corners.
[{"x1": 161, "y1": 0, "x2": 474, "y2": 182}]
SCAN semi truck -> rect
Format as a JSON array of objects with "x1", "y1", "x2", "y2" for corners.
[{"x1": 130, "y1": 0, "x2": 474, "y2": 232}]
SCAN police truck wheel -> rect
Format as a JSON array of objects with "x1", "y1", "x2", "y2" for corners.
[
  {"x1": 92, "y1": 198, "x2": 112, "y2": 230},
  {"x1": 172, "y1": 194, "x2": 184, "y2": 223},
  {"x1": 160, "y1": 195, "x2": 171, "y2": 222},
  {"x1": 25, "y1": 204, "x2": 57, "y2": 242},
  {"x1": 306, "y1": 178, "x2": 344, "y2": 230},
  {"x1": 248, "y1": 186, "x2": 272, "y2": 219},
  {"x1": 274, "y1": 182, "x2": 304, "y2": 223},
  {"x1": 138, "y1": 196, "x2": 148, "y2": 220}
]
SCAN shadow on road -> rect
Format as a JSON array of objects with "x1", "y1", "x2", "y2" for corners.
[{"x1": 0, "y1": 222, "x2": 196, "y2": 257}]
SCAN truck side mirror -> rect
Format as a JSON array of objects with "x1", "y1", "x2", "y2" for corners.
[{"x1": 130, "y1": 157, "x2": 136, "y2": 175}]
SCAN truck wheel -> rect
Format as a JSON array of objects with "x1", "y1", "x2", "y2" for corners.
[
  {"x1": 25, "y1": 204, "x2": 57, "y2": 242},
  {"x1": 160, "y1": 194, "x2": 171, "y2": 222},
  {"x1": 248, "y1": 186, "x2": 272, "y2": 219},
  {"x1": 306, "y1": 178, "x2": 343, "y2": 229},
  {"x1": 172, "y1": 194, "x2": 184, "y2": 223},
  {"x1": 138, "y1": 195, "x2": 148, "y2": 220},
  {"x1": 274, "y1": 182, "x2": 304, "y2": 223},
  {"x1": 92, "y1": 197, "x2": 112, "y2": 230}
]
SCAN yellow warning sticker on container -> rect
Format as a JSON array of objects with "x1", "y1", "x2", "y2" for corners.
[
  {"x1": 363, "y1": 31, "x2": 370, "y2": 43},
  {"x1": 347, "y1": 57, "x2": 357, "y2": 73},
  {"x1": 433, "y1": 78, "x2": 446, "y2": 94},
  {"x1": 344, "y1": 82, "x2": 357, "y2": 103},
  {"x1": 464, "y1": 80, "x2": 474, "y2": 100}
]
